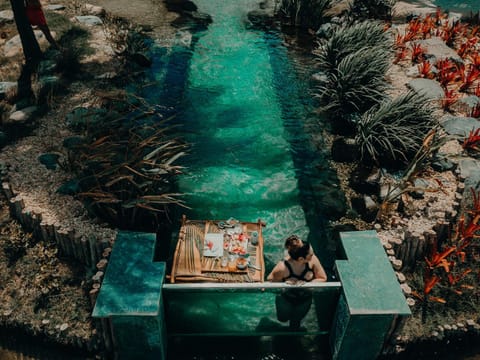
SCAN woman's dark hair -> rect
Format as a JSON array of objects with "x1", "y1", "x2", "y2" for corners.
[{"x1": 285, "y1": 235, "x2": 311, "y2": 260}]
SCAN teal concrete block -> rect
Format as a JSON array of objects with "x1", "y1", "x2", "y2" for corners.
[
  {"x1": 112, "y1": 315, "x2": 166, "y2": 360},
  {"x1": 331, "y1": 231, "x2": 411, "y2": 360},
  {"x1": 336, "y1": 231, "x2": 410, "y2": 315},
  {"x1": 93, "y1": 231, "x2": 165, "y2": 317}
]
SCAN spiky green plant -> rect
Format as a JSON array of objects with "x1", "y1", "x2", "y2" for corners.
[
  {"x1": 350, "y1": 0, "x2": 396, "y2": 21},
  {"x1": 64, "y1": 98, "x2": 189, "y2": 231},
  {"x1": 278, "y1": 0, "x2": 332, "y2": 29},
  {"x1": 314, "y1": 21, "x2": 392, "y2": 74},
  {"x1": 355, "y1": 91, "x2": 436, "y2": 167},
  {"x1": 316, "y1": 45, "x2": 391, "y2": 119}
]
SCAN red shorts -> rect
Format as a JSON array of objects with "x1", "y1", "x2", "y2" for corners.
[{"x1": 26, "y1": 5, "x2": 47, "y2": 26}]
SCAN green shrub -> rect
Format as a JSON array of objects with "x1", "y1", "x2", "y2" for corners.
[
  {"x1": 64, "y1": 99, "x2": 189, "y2": 231},
  {"x1": 316, "y1": 45, "x2": 391, "y2": 119},
  {"x1": 278, "y1": 0, "x2": 332, "y2": 29},
  {"x1": 350, "y1": 0, "x2": 396, "y2": 21},
  {"x1": 355, "y1": 91, "x2": 436, "y2": 167},
  {"x1": 314, "y1": 21, "x2": 391, "y2": 74}
]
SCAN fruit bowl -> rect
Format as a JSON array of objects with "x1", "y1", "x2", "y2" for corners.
[{"x1": 236, "y1": 257, "x2": 248, "y2": 270}]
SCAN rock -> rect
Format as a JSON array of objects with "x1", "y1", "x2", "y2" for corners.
[
  {"x1": 131, "y1": 52, "x2": 152, "y2": 67},
  {"x1": 466, "y1": 319, "x2": 477, "y2": 328},
  {"x1": 8, "y1": 106, "x2": 38, "y2": 124},
  {"x1": 0, "y1": 9, "x2": 14, "y2": 24},
  {"x1": 431, "y1": 155, "x2": 456, "y2": 172},
  {"x1": 0, "y1": 82, "x2": 16, "y2": 100},
  {"x1": 84, "y1": 4, "x2": 105, "y2": 16},
  {"x1": 316, "y1": 23, "x2": 335, "y2": 37},
  {"x1": 331, "y1": 137, "x2": 360, "y2": 163},
  {"x1": 38, "y1": 153, "x2": 60, "y2": 170},
  {"x1": 349, "y1": 165, "x2": 381, "y2": 195},
  {"x1": 400, "y1": 283, "x2": 412, "y2": 295},
  {"x1": 316, "y1": 186, "x2": 348, "y2": 220},
  {"x1": 45, "y1": 4, "x2": 66, "y2": 11},
  {"x1": 410, "y1": 178, "x2": 430, "y2": 199},
  {"x1": 396, "y1": 272, "x2": 406, "y2": 283},
  {"x1": 248, "y1": 9, "x2": 275, "y2": 28},
  {"x1": 65, "y1": 107, "x2": 108, "y2": 131},
  {"x1": 63, "y1": 136, "x2": 86, "y2": 149},
  {"x1": 440, "y1": 115, "x2": 479, "y2": 137},
  {"x1": 75, "y1": 15, "x2": 103, "y2": 26},
  {"x1": 407, "y1": 78, "x2": 445, "y2": 100},
  {"x1": 35, "y1": 75, "x2": 64, "y2": 103},
  {"x1": 4, "y1": 30, "x2": 56, "y2": 57},
  {"x1": 165, "y1": 0, "x2": 197, "y2": 12},
  {"x1": 450, "y1": 95, "x2": 480, "y2": 115},
  {"x1": 351, "y1": 195, "x2": 378, "y2": 222},
  {"x1": 56, "y1": 179, "x2": 81, "y2": 195},
  {"x1": 414, "y1": 36, "x2": 463, "y2": 64},
  {"x1": 406, "y1": 297, "x2": 416, "y2": 306},
  {"x1": 59, "y1": 323, "x2": 69, "y2": 331},
  {"x1": 405, "y1": 65, "x2": 420, "y2": 78}
]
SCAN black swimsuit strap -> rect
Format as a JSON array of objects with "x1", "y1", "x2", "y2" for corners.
[{"x1": 283, "y1": 260, "x2": 312, "y2": 281}]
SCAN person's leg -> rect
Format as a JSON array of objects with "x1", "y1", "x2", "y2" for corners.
[{"x1": 38, "y1": 24, "x2": 59, "y2": 49}]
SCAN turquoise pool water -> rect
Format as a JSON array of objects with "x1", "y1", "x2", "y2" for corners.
[
  {"x1": 166, "y1": 0, "x2": 337, "y2": 270},
  {"x1": 433, "y1": 0, "x2": 480, "y2": 13}
]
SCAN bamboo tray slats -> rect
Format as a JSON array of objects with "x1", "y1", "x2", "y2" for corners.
[{"x1": 171, "y1": 216, "x2": 265, "y2": 283}]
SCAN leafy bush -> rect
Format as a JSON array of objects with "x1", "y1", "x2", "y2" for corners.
[
  {"x1": 278, "y1": 0, "x2": 332, "y2": 30},
  {"x1": 350, "y1": 0, "x2": 396, "y2": 21},
  {"x1": 64, "y1": 98, "x2": 189, "y2": 231},
  {"x1": 314, "y1": 21, "x2": 391, "y2": 74},
  {"x1": 316, "y1": 45, "x2": 391, "y2": 121},
  {"x1": 355, "y1": 91, "x2": 436, "y2": 167},
  {"x1": 55, "y1": 26, "x2": 93, "y2": 77}
]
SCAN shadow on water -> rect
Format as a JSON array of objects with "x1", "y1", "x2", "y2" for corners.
[
  {"x1": 168, "y1": 334, "x2": 331, "y2": 360},
  {"x1": 0, "y1": 326, "x2": 92, "y2": 360}
]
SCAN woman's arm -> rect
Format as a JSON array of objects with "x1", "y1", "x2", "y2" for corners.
[
  {"x1": 267, "y1": 261, "x2": 286, "y2": 282},
  {"x1": 311, "y1": 255, "x2": 327, "y2": 282}
]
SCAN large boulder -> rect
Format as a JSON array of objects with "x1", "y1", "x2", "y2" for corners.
[
  {"x1": 407, "y1": 78, "x2": 445, "y2": 100},
  {"x1": 0, "y1": 82, "x2": 16, "y2": 100},
  {"x1": 75, "y1": 15, "x2": 103, "y2": 26},
  {"x1": 414, "y1": 36, "x2": 463, "y2": 64},
  {"x1": 0, "y1": 10, "x2": 14, "y2": 24},
  {"x1": 331, "y1": 137, "x2": 360, "y2": 163},
  {"x1": 349, "y1": 165, "x2": 382, "y2": 195},
  {"x1": 440, "y1": 115, "x2": 480, "y2": 137},
  {"x1": 4, "y1": 30, "x2": 56, "y2": 57}
]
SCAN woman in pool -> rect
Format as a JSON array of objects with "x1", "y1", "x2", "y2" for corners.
[{"x1": 267, "y1": 235, "x2": 327, "y2": 329}]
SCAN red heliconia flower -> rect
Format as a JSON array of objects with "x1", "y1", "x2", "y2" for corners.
[
  {"x1": 441, "y1": 88, "x2": 459, "y2": 110},
  {"x1": 418, "y1": 60, "x2": 435, "y2": 78},
  {"x1": 411, "y1": 42, "x2": 426, "y2": 63}
]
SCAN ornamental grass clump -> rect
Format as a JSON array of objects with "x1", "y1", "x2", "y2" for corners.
[
  {"x1": 64, "y1": 100, "x2": 189, "y2": 232},
  {"x1": 316, "y1": 45, "x2": 391, "y2": 121},
  {"x1": 314, "y1": 22, "x2": 392, "y2": 128},
  {"x1": 278, "y1": 0, "x2": 332, "y2": 30},
  {"x1": 355, "y1": 91, "x2": 436, "y2": 168},
  {"x1": 314, "y1": 21, "x2": 391, "y2": 74}
]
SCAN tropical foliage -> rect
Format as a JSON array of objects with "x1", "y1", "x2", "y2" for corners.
[
  {"x1": 63, "y1": 98, "x2": 189, "y2": 231},
  {"x1": 355, "y1": 91, "x2": 436, "y2": 167},
  {"x1": 314, "y1": 21, "x2": 391, "y2": 74},
  {"x1": 350, "y1": 0, "x2": 396, "y2": 21},
  {"x1": 316, "y1": 46, "x2": 391, "y2": 120},
  {"x1": 277, "y1": 0, "x2": 332, "y2": 30},
  {"x1": 314, "y1": 22, "x2": 392, "y2": 125}
]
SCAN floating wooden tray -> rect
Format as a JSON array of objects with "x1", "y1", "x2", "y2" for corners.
[{"x1": 201, "y1": 257, "x2": 248, "y2": 274}]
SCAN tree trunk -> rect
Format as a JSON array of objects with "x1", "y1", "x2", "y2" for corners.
[{"x1": 10, "y1": 0, "x2": 43, "y2": 100}]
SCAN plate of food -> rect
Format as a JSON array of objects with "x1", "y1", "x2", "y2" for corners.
[{"x1": 203, "y1": 233, "x2": 224, "y2": 257}]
